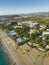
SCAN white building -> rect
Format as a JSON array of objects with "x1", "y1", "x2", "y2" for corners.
[
  {"x1": 28, "y1": 29, "x2": 39, "y2": 35},
  {"x1": 18, "y1": 21, "x2": 39, "y2": 28},
  {"x1": 18, "y1": 21, "x2": 32, "y2": 26},
  {"x1": 42, "y1": 29, "x2": 49, "y2": 35},
  {"x1": 13, "y1": 25, "x2": 22, "y2": 28},
  {"x1": 17, "y1": 38, "x2": 22, "y2": 43},
  {"x1": 25, "y1": 21, "x2": 39, "y2": 28}
]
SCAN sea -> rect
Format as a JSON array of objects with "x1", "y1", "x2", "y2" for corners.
[{"x1": 0, "y1": 44, "x2": 10, "y2": 65}]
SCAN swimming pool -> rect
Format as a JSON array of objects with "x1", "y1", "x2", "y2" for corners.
[
  {"x1": 8, "y1": 31, "x2": 16, "y2": 35},
  {"x1": 21, "y1": 37, "x2": 26, "y2": 42}
]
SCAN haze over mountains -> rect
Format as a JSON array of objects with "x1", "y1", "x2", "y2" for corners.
[
  {"x1": 19, "y1": 12, "x2": 49, "y2": 16},
  {"x1": 0, "y1": 12, "x2": 49, "y2": 17}
]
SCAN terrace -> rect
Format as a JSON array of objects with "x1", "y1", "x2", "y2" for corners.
[{"x1": 16, "y1": 36, "x2": 26, "y2": 43}]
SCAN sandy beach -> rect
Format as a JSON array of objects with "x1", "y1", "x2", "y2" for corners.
[{"x1": 0, "y1": 29, "x2": 49, "y2": 65}]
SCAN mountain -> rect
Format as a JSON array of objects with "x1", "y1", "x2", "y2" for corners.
[
  {"x1": 0, "y1": 12, "x2": 49, "y2": 18},
  {"x1": 19, "y1": 12, "x2": 49, "y2": 17},
  {"x1": 0, "y1": 15, "x2": 20, "y2": 18}
]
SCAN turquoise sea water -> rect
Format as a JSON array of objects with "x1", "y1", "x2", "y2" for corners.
[{"x1": 0, "y1": 45, "x2": 9, "y2": 65}]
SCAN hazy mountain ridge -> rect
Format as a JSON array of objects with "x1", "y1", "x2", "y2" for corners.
[
  {"x1": 0, "y1": 12, "x2": 49, "y2": 17},
  {"x1": 19, "y1": 12, "x2": 49, "y2": 17}
]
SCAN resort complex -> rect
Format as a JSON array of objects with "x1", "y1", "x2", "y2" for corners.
[
  {"x1": 0, "y1": 17, "x2": 49, "y2": 51},
  {"x1": 0, "y1": 15, "x2": 49, "y2": 65},
  {"x1": 0, "y1": 0, "x2": 49, "y2": 65}
]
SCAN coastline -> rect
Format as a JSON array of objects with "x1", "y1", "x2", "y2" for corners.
[
  {"x1": 0, "y1": 29, "x2": 24, "y2": 65},
  {"x1": 0, "y1": 29, "x2": 49, "y2": 65},
  {"x1": 0, "y1": 42, "x2": 15, "y2": 65}
]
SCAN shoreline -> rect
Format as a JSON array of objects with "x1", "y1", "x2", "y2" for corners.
[
  {"x1": 0, "y1": 29, "x2": 24, "y2": 65},
  {"x1": 0, "y1": 42, "x2": 15, "y2": 65},
  {"x1": 1, "y1": 29, "x2": 49, "y2": 65}
]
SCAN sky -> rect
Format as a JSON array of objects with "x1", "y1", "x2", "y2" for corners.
[{"x1": 0, "y1": 0, "x2": 49, "y2": 15}]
